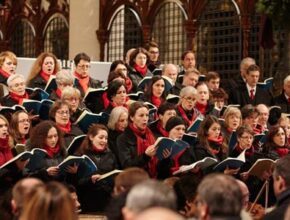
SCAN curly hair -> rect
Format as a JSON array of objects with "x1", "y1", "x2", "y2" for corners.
[{"x1": 27, "y1": 52, "x2": 60, "y2": 83}]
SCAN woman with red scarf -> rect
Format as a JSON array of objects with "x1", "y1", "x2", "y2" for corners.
[
  {"x1": 104, "y1": 80, "x2": 128, "y2": 114},
  {"x1": 0, "y1": 51, "x2": 17, "y2": 85},
  {"x1": 176, "y1": 86, "x2": 203, "y2": 127},
  {"x1": 263, "y1": 125, "x2": 289, "y2": 159},
  {"x1": 0, "y1": 74, "x2": 30, "y2": 107},
  {"x1": 49, "y1": 100, "x2": 83, "y2": 148},
  {"x1": 194, "y1": 115, "x2": 237, "y2": 175},
  {"x1": 0, "y1": 115, "x2": 13, "y2": 166},
  {"x1": 26, "y1": 52, "x2": 60, "y2": 90},
  {"x1": 117, "y1": 101, "x2": 157, "y2": 177},
  {"x1": 77, "y1": 124, "x2": 118, "y2": 212},
  {"x1": 128, "y1": 48, "x2": 152, "y2": 93},
  {"x1": 26, "y1": 120, "x2": 68, "y2": 181},
  {"x1": 195, "y1": 82, "x2": 214, "y2": 116},
  {"x1": 141, "y1": 75, "x2": 167, "y2": 109}
]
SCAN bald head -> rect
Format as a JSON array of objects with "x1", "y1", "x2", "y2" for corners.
[
  {"x1": 236, "y1": 180, "x2": 250, "y2": 209},
  {"x1": 136, "y1": 207, "x2": 184, "y2": 220},
  {"x1": 162, "y1": 64, "x2": 178, "y2": 83}
]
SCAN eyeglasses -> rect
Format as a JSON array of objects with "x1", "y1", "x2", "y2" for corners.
[
  {"x1": 77, "y1": 64, "x2": 91, "y2": 70},
  {"x1": 56, "y1": 110, "x2": 70, "y2": 116},
  {"x1": 183, "y1": 96, "x2": 195, "y2": 102},
  {"x1": 19, "y1": 119, "x2": 30, "y2": 123}
]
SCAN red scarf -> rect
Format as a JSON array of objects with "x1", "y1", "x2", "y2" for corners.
[
  {"x1": 43, "y1": 144, "x2": 61, "y2": 158},
  {"x1": 40, "y1": 70, "x2": 51, "y2": 82},
  {"x1": 9, "y1": 91, "x2": 29, "y2": 105},
  {"x1": 129, "y1": 123, "x2": 157, "y2": 177},
  {"x1": 0, "y1": 68, "x2": 10, "y2": 78},
  {"x1": 208, "y1": 136, "x2": 224, "y2": 154},
  {"x1": 92, "y1": 145, "x2": 107, "y2": 154},
  {"x1": 74, "y1": 71, "x2": 89, "y2": 92},
  {"x1": 57, "y1": 121, "x2": 71, "y2": 134},
  {"x1": 151, "y1": 95, "x2": 162, "y2": 108},
  {"x1": 102, "y1": 92, "x2": 110, "y2": 109},
  {"x1": 125, "y1": 77, "x2": 133, "y2": 92},
  {"x1": 195, "y1": 101, "x2": 207, "y2": 116},
  {"x1": 177, "y1": 105, "x2": 197, "y2": 126},
  {"x1": 275, "y1": 147, "x2": 289, "y2": 158},
  {"x1": 55, "y1": 88, "x2": 62, "y2": 98},
  {"x1": 156, "y1": 121, "x2": 169, "y2": 137},
  {"x1": 134, "y1": 64, "x2": 148, "y2": 77},
  {"x1": 0, "y1": 137, "x2": 13, "y2": 166}
]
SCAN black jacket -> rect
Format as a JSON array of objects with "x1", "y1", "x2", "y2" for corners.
[
  {"x1": 117, "y1": 126, "x2": 151, "y2": 169},
  {"x1": 128, "y1": 68, "x2": 152, "y2": 93},
  {"x1": 274, "y1": 93, "x2": 290, "y2": 114},
  {"x1": 27, "y1": 75, "x2": 47, "y2": 90}
]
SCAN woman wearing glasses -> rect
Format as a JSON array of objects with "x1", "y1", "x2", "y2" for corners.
[
  {"x1": 9, "y1": 110, "x2": 31, "y2": 145},
  {"x1": 49, "y1": 100, "x2": 83, "y2": 148},
  {"x1": 26, "y1": 52, "x2": 60, "y2": 90},
  {"x1": 73, "y1": 52, "x2": 102, "y2": 97},
  {"x1": 176, "y1": 86, "x2": 202, "y2": 127}
]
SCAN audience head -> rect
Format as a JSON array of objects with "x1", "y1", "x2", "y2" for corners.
[
  {"x1": 49, "y1": 100, "x2": 70, "y2": 126},
  {"x1": 240, "y1": 57, "x2": 256, "y2": 79},
  {"x1": 80, "y1": 124, "x2": 108, "y2": 154},
  {"x1": 196, "y1": 82, "x2": 210, "y2": 105},
  {"x1": 29, "y1": 120, "x2": 65, "y2": 151},
  {"x1": 273, "y1": 155, "x2": 290, "y2": 197},
  {"x1": 162, "y1": 64, "x2": 178, "y2": 83},
  {"x1": 107, "y1": 80, "x2": 127, "y2": 105},
  {"x1": 129, "y1": 47, "x2": 148, "y2": 68},
  {"x1": 206, "y1": 71, "x2": 220, "y2": 91},
  {"x1": 107, "y1": 106, "x2": 128, "y2": 132},
  {"x1": 157, "y1": 102, "x2": 176, "y2": 128},
  {"x1": 55, "y1": 69, "x2": 74, "y2": 90},
  {"x1": 74, "y1": 52, "x2": 91, "y2": 78},
  {"x1": 122, "y1": 179, "x2": 177, "y2": 220},
  {"x1": 182, "y1": 68, "x2": 199, "y2": 87},
  {"x1": 236, "y1": 125, "x2": 255, "y2": 150},
  {"x1": 19, "y1": 181, "x2": 78, "y2": 220},
  {"x1": 128, "y1": 101, "x2": 149, "y2": 130},
  {"x1": 114, "y1": 167, "x2": 150, "y2": 196},
  {"x1": 0, "y1": 51, "x2": 17, "y2": 74},
  {"x1": 11, "y1": 178, "x2": 44, "y2": 218},
  {"x1": 136, "y1": 207, "x2": 184, "y2": 220},
  {"x1": 196, "y1": 174, "x2": 243, "y2": 219},
  {"x1": 9, "y1": 110, "x2": 31, "y2": 142},
  {"x1": 27, "y1": 52, "x2": 59, "y2": 81},
  {"x1": 245, "y1": 64, "x2": 260, "y2": 88},
  {"x1": 146, "y1": 41, "x2": 160, "y2": 63},
  {"x1": 61, "y1": 87, "x2": 81, "y2": 112},
  {"x1": 181, "y1": 51, "x2": 196, "y2": 70},
  {"x1": 179, "y1": 86, "x2": 197, "y2": 111},
  {"x1": 223, "y1": 107, "x2": 242, "y2": 131},
  {"x1": 165, "y1": 116, "x2": 186, "y2": 140},
  {"x1": 283, "y1": 75, "x2": 290, "y2": 97},
  {"x1": 7, "y1": 74, "x2": 26, "y2": 95},
  {"x1": 109, "y1": 60, "x2": 128, "y2": 77},
  {"x1": 236, "y1": 179, "x2": 250, "y2": 209},
  {"x1": 66, "y1": 184, "x2": 81, "y2": 213}
]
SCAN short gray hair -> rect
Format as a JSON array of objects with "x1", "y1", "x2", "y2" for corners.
[
  {"x1": 7, "y1": 74, "x2": 25, "y2": 87},
  {"x1": 178, "y1": 86, "x2": 197, "y2": 105},
  {"x1": 126, "y1": 180, "x2": 177, "y2": 213},
  {"x1": 55, "y1": 69, "x2": 74, "y2": 86},
  {"x1": 107, "y1": 106, "x2": 128, "y2": 130}
]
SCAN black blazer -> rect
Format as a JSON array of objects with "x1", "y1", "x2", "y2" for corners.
[
  {"x1": 274, "y1": 93, "x2": 290, "y2": 113},
  {"x1": 27, "y1": 75, "x2": 47, "y2": 90},
  {"x1": 231, "y1": 84, "x2": 273, "y2": 107}
]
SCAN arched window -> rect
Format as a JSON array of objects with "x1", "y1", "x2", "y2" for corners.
[
  {"x1": 10, "y1": 19, "x2": 35, "y2": 57},
  {"x1": 107, "y1": 6, "x2": 143, "y2": 61},
  {"x1": 196, "y1": 0, "x2": 241, "y2": 78},
  {"x1": 152, "y1": 2, "x2": 187, "y2": 64},
  {"x1": 44, "y1": 15, "x2": 69, "y2": 60}
]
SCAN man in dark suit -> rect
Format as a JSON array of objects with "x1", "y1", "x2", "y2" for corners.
[
  {"x1": 177, "y1": 50, "x2": 196, "y2": 84},
  {"x1": 226, "y1": 57, "x2": 256, "y2": 103},
  {"x1": 274, "y1": 75, "x2": 290, "y2": 113},
  {"x1": 230, "y1": 64, "x2": 273, "y2": 107}
]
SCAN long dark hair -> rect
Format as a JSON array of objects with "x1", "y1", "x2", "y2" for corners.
[
  {"x1": 143, "y1": 75, "x2": 167, "y2": 101},
  {"x1": 264, "y1": 125, "x2": 288, "y2": 154}
]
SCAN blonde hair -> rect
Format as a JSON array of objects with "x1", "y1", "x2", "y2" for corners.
[
  {"x1": 61, "y1": 87, "x2": 81, "y2": 100},
  {"x1": 0, "y1": 51, "x2": 17, "y2": 67},
  {"x1": 223, "y1": 107, "x2": 242, "y2": 126}
]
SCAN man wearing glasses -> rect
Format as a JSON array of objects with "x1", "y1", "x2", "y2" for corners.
[{"x1": 73, "y1": 52, "x2": 103, "y2": 97}]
